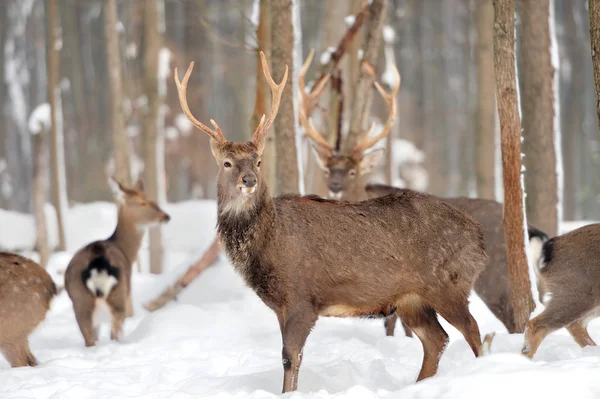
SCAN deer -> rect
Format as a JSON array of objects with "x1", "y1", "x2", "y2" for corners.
[
  {"x1": 0, "y1": 252, "x2": 56, "y2": 367},
  {"x1": 521, "y1": 223, "x2": 600, "y2": 358},
  {"x1": 65, "y1": 178, "x2": 170, "y2": 347},
  {"x1": 366, "y1": 183, "x2": 549, "y2": 334},
  {"x1": 299, "y1": 50, "x2": 391, "y2": 203},
  {"x1": 175, "y1": 51, "x2": 486, "y2": 393}
]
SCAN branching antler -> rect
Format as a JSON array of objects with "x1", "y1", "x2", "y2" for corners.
[
  {"x1": 252, "y1": 51, "x2": 288, "y2": 150},
  {"x1": 174, "y1": 62, "x2": 226, "y2": 144},
  {"x1": 298, "y1": 49, "x2": 333, "y2": 156},
  {"x1": 351, "y1": 63, "x2": 401, "y2": 159}
]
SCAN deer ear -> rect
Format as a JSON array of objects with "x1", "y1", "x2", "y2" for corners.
[
  {"x1": 209, "y1": 139, "x2": 222, "y2": 163},
  {"x1": 109, "y1": 177, "x2": 127, "y2": 203},
  {"x1": 310, "y1": 144, "x2": 331, "y2": 172},
  {"x1": 358, "y1": 148, "x2": 385, "y2": 175},
  {"x1": 133, "y1": 178, "x2": 144, "y2": 192}
]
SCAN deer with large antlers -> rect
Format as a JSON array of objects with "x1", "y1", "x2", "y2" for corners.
[
  {"x1": 175, "y1": 52, "x2": 486, "y2": 392},
  {"x1": 299, "y1": 50, "x2": 398, "y2": 202}
]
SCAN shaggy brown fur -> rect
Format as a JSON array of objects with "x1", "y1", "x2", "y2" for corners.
[
  {"x1": 0, "y1": 252, "x2": 56, "y2": 367},
  {"x1": 523, "y1": 223, "x2": 600, "y2": 358},
  {"x1": 65, "y1": 179, "x2": 170, "y2": 347},
  {"x1": 365, "y1": 183, "x2": 549, "y2": 333}
]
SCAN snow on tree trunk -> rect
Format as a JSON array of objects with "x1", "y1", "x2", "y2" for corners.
[
  {"x1": 46, "y1": 0, "x2": 68, "y2": 251},
  {"x1": 475, "y1": 0, "x2": 496, "y2": 200},
  {"x1": 518, "y1": 0, "x2": 560, "y2": 237},
  {"x1": 104, "y1": 0, "x2": 131, "y2": 185},
  {"x1": 143, "y1": 0, "x2": 167, "y2": 274},
  {"x1": 493, "y1": 0, "x2": 535, "y2": 332},
  {"x1": 292, "y1": 0, "x2": 305, "y2": 194},
  {"x1": 271, "y1": 0, "x2": 299, "y2": 195},
  {"x1": 32, "y1": 127, "x2": 50, "y2": 268}
]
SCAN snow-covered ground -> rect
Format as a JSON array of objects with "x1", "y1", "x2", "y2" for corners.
[{"x1": 1, "y1": 201, "x2": 599, "y2": 398}]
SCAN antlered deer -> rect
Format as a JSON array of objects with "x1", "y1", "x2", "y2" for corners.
[
  {"x1": 175, "y1": 52, "x2": 486, "y2": 392},
  {"x1": 366, "y1": 184, "x2": 549, "y2": 334},
  {"x1": 298, "y1": 50, "x2": 393, "y2": 202},
  {"x1": 522, "y1": 223, "x2": 600, "y2": 358},
  {"x1": 65, "y1": 179, "x2": 170, "y2": 347},
  {"x1": 0, "y1": 252, "x2": 56, "y2": 367}
]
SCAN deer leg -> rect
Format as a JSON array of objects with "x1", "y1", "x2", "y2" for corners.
[
  {"x1": 396, "y1": 299, "x2": 449, "y2": 381},
  {"x1": 125, "y1": 293, "x2": 133, "y2": 318},
  {"x1": 567, "y1": 318, "x2": 597, "y2": 348},
  {"x1": 523, "y1": 297, "x2": 594, "y2": 359},
  {"x1": 401, "y1": 320, "x2": 413, "y2": 337},
  {"x1": 0, "y1": 340, "x2": 34, "y2": 367},
  {"x1": 73, "y1": 301, "x2": 97, "y2": 347},
  {"x1": 280, "y1": 309, "x2": 317, "y2": 393},
  {"x1": 384, "y1": 314, "x2": 397, "y2": 336},
  {"x1": 435, "y1": 300, "x2": 482, "y2": 357},
  {"x1": 109, "y1": 305, "x2": 126, "y2": 342}
]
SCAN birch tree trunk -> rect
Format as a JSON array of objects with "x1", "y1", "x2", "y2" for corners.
[
  {"x1": 33, "y1": 130, "x2": 50, "y2": 268},
  {"x1": 518, "y1": 0, "x2": 559, "y2": 237},
  {"x1": 345, "y1": 0, "x2": 388, "y2": 153},
  {"x1": 271, "y1": 0, "x2": 298, "y2": 195},
  {"x1": 143, "y1": 0, "x2": 166, "y2": 274},
  {"x1": 493, "y1": 0, "x2": 535, "y2": 332},
  {"x1": 475, "y1": 0, "x2": 496, "y2": 200},
  {"x1": 104, "y1": 0, "x2": 131, "y2": 185},
  {"x1": 46, "y1": 0, "x2": 68, "y2": 251}
]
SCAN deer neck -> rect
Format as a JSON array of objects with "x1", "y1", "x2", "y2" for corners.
[
  {"x1": 216, "y1": 182, "x2": 275, "y2": 267},
  {"x1": 343, "y1": 178, "x2": 369, "y2": 202},
  {"x1": 108, "y1": 205, "x2": 144, "y2": 264}
]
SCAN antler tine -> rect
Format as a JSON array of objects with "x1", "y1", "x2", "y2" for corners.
[
  {"x1": 252, "y1": 51, "x2": 289, "y2": 143},
  {"x1": 351, "y1": 63, "x2": 401, "y2": 158},
  {"x1": 298, "y1": 49, "x2": 333, "y2": 155},
  {"x1": 174, "y1": 62, "x2": 225, "y2": 143}
]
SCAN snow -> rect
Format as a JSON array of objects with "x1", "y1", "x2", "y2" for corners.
[
  {"x1": 158, "y1": 47, "x2": 172, "y2": 97},
  {"x1": 550, "y1": 0, "x2": 564, "y2": 234},
  {"x1": 175, "y1": 113, "x2": 194, "y2": 136},
  {"x1": 344, "y1": 15, "x2": 356, "y2": 27},
  {"x1": 28, "y1": 103, "x2": 51, "y2": 135},
  {"x1": 2, "y1": 201, "x2": 600, "y2": 398},
  {"x1": 319, "y1": 47, "x2": 335, "y2": 65},
  {"x1": 382, "y1": 25, "x2": 396, "y2": 44}
]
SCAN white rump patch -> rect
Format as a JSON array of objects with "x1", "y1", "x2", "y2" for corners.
[
  {"x1": 85, "y1": 269, "x2": 118, "y2": 298},
  {"x1": 528, "y1": 236, "x2": 546, "y2": 270}
]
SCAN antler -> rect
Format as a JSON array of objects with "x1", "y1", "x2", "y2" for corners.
[
  {"x1": 174, "y1": 62, "x2": 226, "y2": 144},
  {"x1": 298, "y1": 49, "x2": 333, "y2": 156},
  {"x1": 252, "y1": 51, "x2": 289, "y2": 150},
  {"x1": 350, "y1": 63, "x2": 401, "y2": 159}
]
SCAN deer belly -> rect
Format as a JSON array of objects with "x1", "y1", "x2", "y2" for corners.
[{"x1": 321, "y1": 303, "x2": 396, "y2": 319}]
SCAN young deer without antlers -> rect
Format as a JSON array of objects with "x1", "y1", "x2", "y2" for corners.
[
  {"x1": 0, "y1": 253, "x2": 56, "y2": 367},
  {"x1": 65, "y1": 179, "x2": 170, "y2": 346},
  {"x1": 522, "y1": 223, "x2": 600, "y2": 358},
  {"x1": 366, "y1": 184, "x2": 549, "y2": 334},
  {"x1": 175, "y1": 52, "x2": 486, "y2": 392},
  {"x1": 299, "y1": 50, "x2": 397, "y2": 202}
]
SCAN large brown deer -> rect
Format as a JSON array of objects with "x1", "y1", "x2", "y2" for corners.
[
  {"x1": 175, "y1": 52, "x2": 486, "y2": 392},
  {"x1": 0, "y1": 252, "x2": 56, "y2": 367},
  {"x1": 65, "y1": 179, "x2": 170, "y2": 347},
  {"x1": 366, "y1": 183, "x2": 549, "y2": 334},
  {"x1": 522, "y1": 223, "x2": 600, "y2": 358}
]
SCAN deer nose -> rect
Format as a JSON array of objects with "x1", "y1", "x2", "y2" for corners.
[
  {"x1": 242, "y1": 174, "x2": 257, "y2": 188},
  {"x1": 162, "y1": 213, "x2": 171, "y2": 223},
  {"x1": 329, "y1": 182, "x2": 342, "y2": 193}
]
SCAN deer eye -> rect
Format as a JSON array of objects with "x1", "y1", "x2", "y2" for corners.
[
  {"x1": 324, "y1": 170, "x2": 330, "y2": 177},
  {"x1": 349, "y1": 170, "x2": 356, "y2": 178},
  {"x1": 224, "y1": 161, "x2": 232, "y2": 168},
  {"x1": 257, "y1": 161, "x2": 261, "y2": 167}
]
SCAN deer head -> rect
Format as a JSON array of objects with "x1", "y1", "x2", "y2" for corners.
[
  {"x1": 174, "y1": 52, "x2": 287, "y2": 214},
  {"x1": 111, "y1": 178, "x2": 171, "y2": 227},
  {"x1": 299, "y1": 50, "x2": 400, "y2": 200}
]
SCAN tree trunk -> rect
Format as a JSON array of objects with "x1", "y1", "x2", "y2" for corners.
[
  {"x1": 252, "y1": 0, "x2": 275, "y2": 194},
  {"x1": 33, "y1": 131, "x2": 50, "y2": 268},
  {"x1": 143, "y1": 0, "x2": 166, "y2": 274},
  {"x1": 493, "y1": 0, "x2": 535, "y2": 332},
  {"x1": 46, "y1": 0, "x2": 68, "y2": 251},
  {"x1": 271, "y1": 0, "x2": 298, "y2": 195},
  {"x1": 475, "y1": 0, "x2": 496, "y2": 200},
  {"x1": 589, "y1": 0, "x2": 600, "y2": 155},
  {"x1": 104, "y1": 0, "x2": 131, "y2": 185},
  {"x1": 344, "y1": 0, "x2": 388, "y2": 153},
  {"x1": 518, "y1": 0, "x2": 559, "y2": 237}
]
